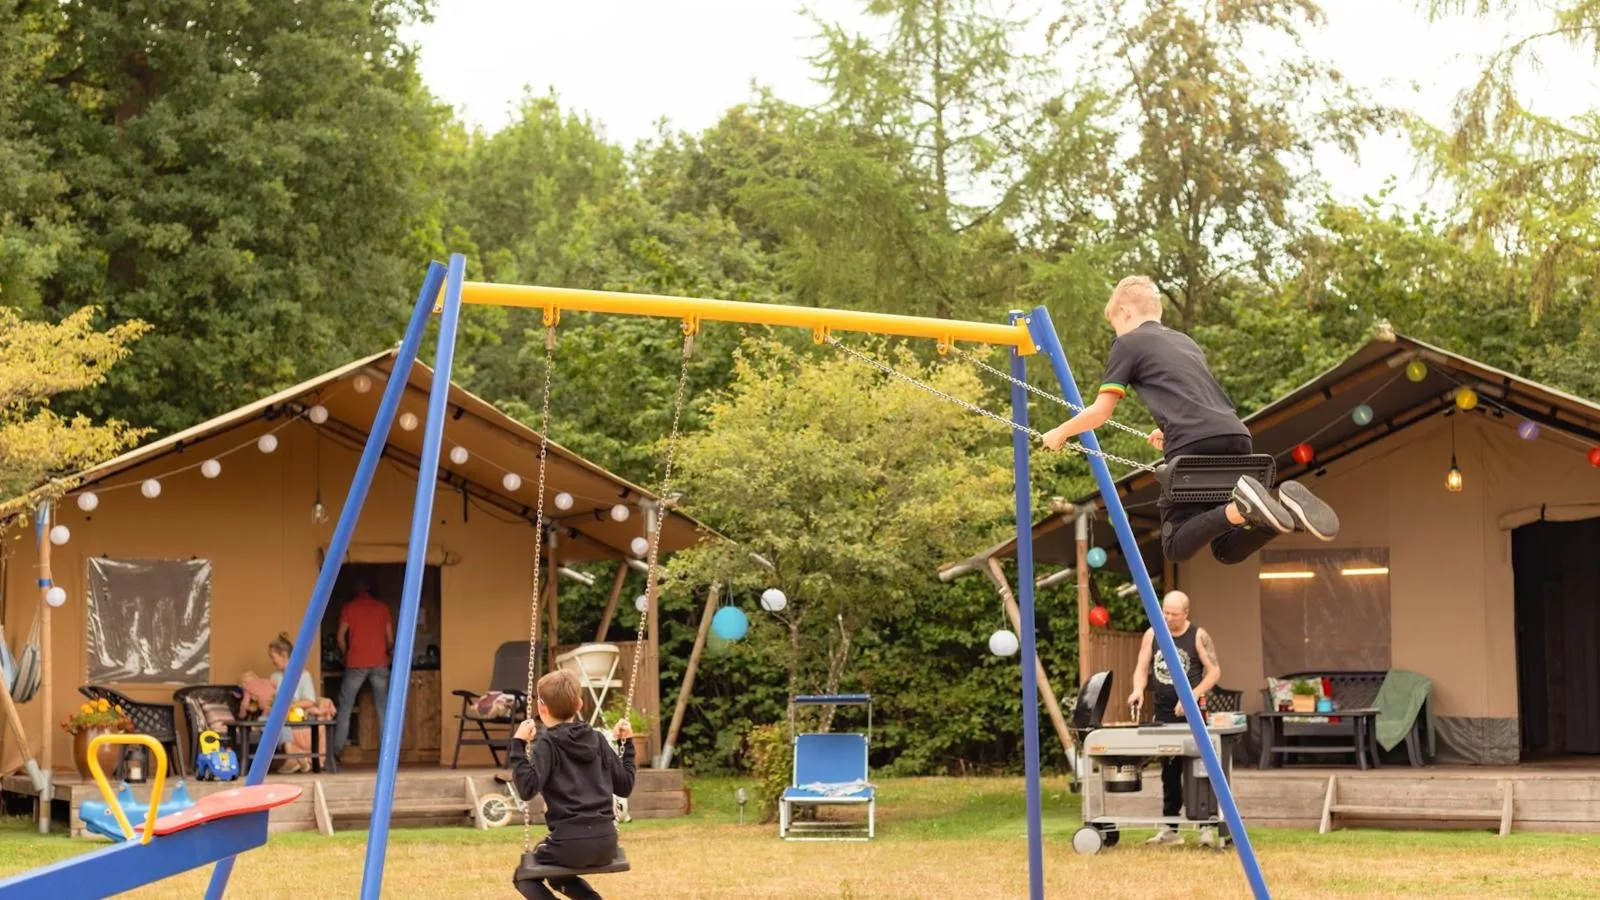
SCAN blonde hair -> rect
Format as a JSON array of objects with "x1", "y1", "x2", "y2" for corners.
[
  {"x1": 537, "y1": 669, "x2": 582, "y2": 721},
  {"x1": 1105, "y1": 276, "x2": 1163, "y2": 321}
]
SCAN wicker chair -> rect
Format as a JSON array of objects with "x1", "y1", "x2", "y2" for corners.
[
  {"x1": 173, "y1": 685, "x2": 250, "y2": 767},
  {"x1": 79, "y1": 685, "x2": 185, "y2": 778},
  {"x1": 1206, "y1": 688, "x2": 1243, "y2": 712}
]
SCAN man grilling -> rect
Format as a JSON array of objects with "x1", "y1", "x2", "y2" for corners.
[{"x1": 1125, "y1": 590, "x2": 1222, "y2": 847}]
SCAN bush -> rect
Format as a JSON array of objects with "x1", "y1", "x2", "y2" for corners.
[{"x1": 743, "y1": 722, "x2": 793, "y2": 823}]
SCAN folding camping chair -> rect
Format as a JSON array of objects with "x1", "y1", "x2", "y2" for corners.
[
  {"x1": 779, "y1": 694, "x2": 875, "y2": 841},
  {"x1": 450, "y1": 641, "x2": 539, "y2": 768}
]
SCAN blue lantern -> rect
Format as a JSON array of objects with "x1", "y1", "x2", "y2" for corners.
[
  {"x1": 1352, "y1": 404, "x2": 1374, "y2": 426},
  {"x1": 1086, "y1": 547, "x2": 1108, "y2": 569},
  {"x1": 711, "y1": 606, "x2": 749, "y2": 641}
]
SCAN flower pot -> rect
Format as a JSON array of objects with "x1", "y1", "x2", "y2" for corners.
[
  {"x1": 630, "y1": 735, "x2": 650, "y2": 766},
  {"x1": 73, "y1": 728, "x2": 125, "y2": 780},
  {"x1": 1291, "y1": 695, "x2": 1316, "y2": 713}
]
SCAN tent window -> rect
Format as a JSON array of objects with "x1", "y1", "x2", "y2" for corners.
[
  {"x1": 1259, "y1": 547, "x2": 1390, "y2": 675},
  {"x1": 86, "y1": 558, "x2": 212, "y2": 684}
]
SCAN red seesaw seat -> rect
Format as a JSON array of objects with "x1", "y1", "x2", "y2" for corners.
[{"x1": 152, "y1": 785, "x2": 304, "y2": 837}]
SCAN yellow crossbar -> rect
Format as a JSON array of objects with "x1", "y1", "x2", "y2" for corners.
[{"x1": 456, "y1": 282, "x2": 1038, "y2": 355}]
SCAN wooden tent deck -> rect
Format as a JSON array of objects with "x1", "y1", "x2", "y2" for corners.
[
  {"x1": 1093, "y1": 763, "x2": 1600, "y2": 833},
  {"x1": 3, "y1": 766, "x2": 688, "y2": 839}
]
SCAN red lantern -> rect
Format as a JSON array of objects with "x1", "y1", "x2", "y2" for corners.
[
  {"x1": 1292, "y1": 443, "x2": 1315, "y2": 465},
  {"x1": 1589, "y1": 447, "x2": 1600, "y2": 468},
  {"x1": 1088, "y1": 606, "x2": 1110, "y2": 628}
]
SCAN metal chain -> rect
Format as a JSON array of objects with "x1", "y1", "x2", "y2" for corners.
[
  {"x1": 947, "y1": 345, "x2": 1157, "y2": 444},
  {"x1": 826, "y1": 337, "x2": 1158, "y2": 474},
  {"x1": 523, "y1": 324, "x2": 556, "y2": 850}
]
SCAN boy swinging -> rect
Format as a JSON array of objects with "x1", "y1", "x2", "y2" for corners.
[{"x1": 1042, "y1": 275, "x2": 1339, "y2": 564}]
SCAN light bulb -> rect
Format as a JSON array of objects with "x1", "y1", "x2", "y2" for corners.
[
  {"x1": 45, "y1": 586, "x2": 67, "y2": 608},
  {"x1": 610, "y1": 504, "x2": 630, "y2": 523},
  {"x1": 311, "y1": 501, "x2": 328, "y2": 524},
  {"x1": 201, "y1": 459, "x2": 222, "y2": 479},
  {"x1": 398, "y1": 412, "x2": 419, "y2": 432},
  {"x1": 76, "y1": 492, "x2": 99, "y2": 512},
  {"x1": 502, "y1": 473, "x2": 522, "y2": 492},
  {"x1": 554, "y1": 492, "x2": 574, "y2": 511},
  {"x1": 1446, "y1": 463, "x2": 1464, "y2": 493},
  {"x1": 989, "y1": 629, "x2": 1020, "y2": 657},
  {"x1": 449, "y1": 446, "x2": 469, "y2": 465},
  {"x1": 257, "y1": 434, "x2": 278, "y2": 454},
  {"x1": 634, "y1": 594, "x2": 649, "y2": 612},
  {"x1": 49, "y1": 525, "x2": 70, "y2": 546},
  {"x1": 353, "y1": 374, "x2": 372, "y2": 394},
  {"x1": 630, "y1": 536, "x2": 650, "y2": 557},
  {"x1": 308, "y1": 405, "x2": 329, "y2": 425},
  {"x1": 760, "y1": 589, "x2": 788, "y2": 612},
  {"x1": 141, "y1": 479, "x2": 162, "y2": 499}
]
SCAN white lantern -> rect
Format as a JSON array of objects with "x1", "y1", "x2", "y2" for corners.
[
  {"x1": 502, "y1": 473, "x2": 522, "y2": 492},
  {"x1": 45, "y1": 586, "x2": 67, "y2": 608},
  {"x1": 610, "y1": 504, "x2": 630, "y2": 523},
  {"x1": 257, "y1": 433, "x2": 278, "y2": 454},
  {"x1": 630, "y1": 536, "x2": 650, "y2": 557},
  {"x1": 988, "y1": 629, "x2": 1020, "y2": 657},
  {"x1": 48, "y1": 525, "x2": 70, "y2": 546},
  {"x1": 141, "y1": 479, "x2": 162, "y2": 499},
  {"x1": 76, "y1": 492, "x2": 99, "y2": 512},
  {"x1": 554, "y1": 492, "x2": 574, "y2": 511},
  {"x1": 308, "y1": 405, "x2": 329, "y2": 425},
  {"x1": 398, "y1": 412, "x2": 419, "y2": 432},
  {"x1": 449, "y1": 446, "x2": 469, "y2": 465},
  {"x1": 760, "y1": 588, "x2": 788, "y2": 612},
  {"x1": 352, "y1": 374, "x2": 373, "y2": 394},
  {"x1": 201, "y1": 459, "x2": 222, "y2": 479},
  {"x1": 634, "y1": 594, "x2": 649, "y2": 612}
]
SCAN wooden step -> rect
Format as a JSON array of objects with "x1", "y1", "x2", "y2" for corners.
[
  {"x1": 1319, "y1": 775, "x2": 1514, "y2": 836},
  {"x1": 1330, "y1": 805, "x2": 1504, "y2": 820},
  {"x1": 312, "y1": 777, "x2": 485, "y2": 835}
]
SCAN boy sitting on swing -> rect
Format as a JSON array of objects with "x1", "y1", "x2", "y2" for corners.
[
  {"x1": 1042, "y1": 275, "x2": 1339, "y2": 564},
  {"x1": 511, "y1": 669, "x2": 636, "y2": 900}
]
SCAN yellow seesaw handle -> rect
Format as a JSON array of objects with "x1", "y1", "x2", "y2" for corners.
[{"x1": 87, "y1": 733, "x2": 168, "y2": 845}]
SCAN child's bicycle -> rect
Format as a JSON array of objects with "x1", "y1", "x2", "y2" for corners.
[{"x1": 477, "y1": 723, "x2": 634, "y2": 828}]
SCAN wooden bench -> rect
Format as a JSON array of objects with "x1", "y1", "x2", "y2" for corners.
[
  {"x1": 309, "y1": 776, "x2": 486, "y2": 835},
  {"x1": 1319, "y1": 775, "x2": 1513, "y2": 836}
]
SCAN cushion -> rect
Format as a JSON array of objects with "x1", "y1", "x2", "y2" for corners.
[{"x1": 465, "y1": 691, "x2": 519, "y2": 721}]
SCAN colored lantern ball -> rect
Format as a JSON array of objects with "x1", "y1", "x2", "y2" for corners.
[
  {"x1": 257, "y1": 433, "x2": 278, "y2": 454},
  {"x1": 449, "y1": 446, "x2": 469, "y2": 465},
  {"x1": 45, "y1": 586, "x2": 67, "y2": 608},
  {"x1": 502, "y1": 472, "x2": 522, "y2": 492},
  {"x1": 76, "y1": 492, "x2": 99, "y2": 512},
  {"x1": 1455, "y1": 387, "x2": 1478, "y2": 411},
  {"x1": 1405, "y1": 360, "x2": 1427, "y2": 382},
  {"x1": 1088, "y1": 605, "x2": 1110, "y2": 628},
  {"x1": 1518, "y1": 421, "x2": 1540, "y2": 441},
  {"x1": 712, "y1": 606, "x2": 750, "y2": 641},
  {"x1": 48, "y1": 525, "x2": 70, "y2": 546},
  {"x1": 141, "y1": 479, "x2": 162, "y2": 499},
  {"x1": 630, "y1": 536, "x2": 650, "y2": 557},
  {"x1": 554, "y1": 492, "x2": 574, "y2": 511},
  {"x1": 1292, "y1": 443, "x2": 1315, "y2": 465},
  {"x1": 201, "y1": 459, "x2": 222, "y2": 479},
  {"x1": 1590, "y1": 447, "x2": 1600, "y2": 468},
  {"x1": 1352, "y1": 404, "x2": 1374, "y2": 426},
  {"x1": 1086, "y1": 547, "x2": 1108, "y2": 569},
  {"x1": 760, "y1": 588, "x2": 788, "y2": 612},
  {"x1": 988, "y1": 629, "x2": 1019, "y2": 657}
]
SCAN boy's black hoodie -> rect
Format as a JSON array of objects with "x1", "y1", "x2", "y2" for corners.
[{"x1": 509, "y1": 721, "x2": 636, "y2": 829}]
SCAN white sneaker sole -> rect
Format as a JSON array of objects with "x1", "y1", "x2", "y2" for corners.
[
  {"x1": 1278, "y1": 481, "x2": 1339, "y2": 541},
  {"x1": 1234, "y1": 478, "x2": 1293, "y2": 533}
]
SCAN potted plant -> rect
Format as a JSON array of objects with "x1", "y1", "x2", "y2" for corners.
[
  {"x1": 622, "y1": 707, "x2": 651, "y2": 765},
  {"x1": 1290, "y1": 679, "x2": 1318, "y2": 713},
  {"x1": 62, "y1": 698, "x2": 133, "y2": 779}
]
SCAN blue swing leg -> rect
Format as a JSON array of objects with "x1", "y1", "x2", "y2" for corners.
[
  {"x1": 1026, "y1": 307, "x2": 1272, "y2": 900},
  {"x1": 1008, "y1": 311, "x2": 1047, "y2": 900}
]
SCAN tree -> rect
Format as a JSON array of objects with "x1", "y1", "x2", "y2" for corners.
[
  {"x1": 0, "y1": 306, "x2": 150, "y2": 506},
  {"x1": 666, "y1": 338, "x2": 1015, "y2": 727},
  {"x1": 15, "y1": 0, "x2": 449, "y2": 433},
  {"x1": 1049, "y1": 0, "x2": 1389, "y2": 329}
]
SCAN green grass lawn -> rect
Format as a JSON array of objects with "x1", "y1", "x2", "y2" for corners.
[{"x1": 3, "y1": 775, "x2": 1599, "y2": 898}]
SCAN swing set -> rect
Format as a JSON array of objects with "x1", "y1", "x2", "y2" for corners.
[{"x1": 187, "y1": 253, "x2": 1275, "y2": 900}]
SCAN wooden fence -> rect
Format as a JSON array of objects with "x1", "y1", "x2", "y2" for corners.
[{"x1": 1082, "y1": 628, "x2": 1152, "y2": 723}]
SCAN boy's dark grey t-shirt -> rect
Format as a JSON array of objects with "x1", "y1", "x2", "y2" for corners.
[{"x1": 1098, "y1": 321, "x2": 1249, "y2": 455}]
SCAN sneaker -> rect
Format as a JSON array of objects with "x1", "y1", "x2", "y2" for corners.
[
  {"x1": 1230, "y1": 476, "x2": 1294, "y2": 534},
  {"x1": 1277, "y1": 480, "x2": 1340, "y2": 542},
  {"x1": 1146, "y1": 826, "x2": 1183, "y2": 845},
  {"x1": 1198, "y1": 826, "x2": 1216, "y2": 848}
]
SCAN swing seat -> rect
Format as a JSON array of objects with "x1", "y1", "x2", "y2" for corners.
[
  {"x1": 1155, "y1": 453, "x2": 1276, "y2": 504},
  {"x1": 514, "y1": 847, "x2": 630, "y2": 881}
]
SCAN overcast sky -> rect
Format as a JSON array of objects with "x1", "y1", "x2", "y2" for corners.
[{"x1": 401, "y1": 1, "x2": 1595, "y2": 211}]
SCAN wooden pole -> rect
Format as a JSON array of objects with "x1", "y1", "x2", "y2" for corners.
[
  {"x1": 1076, "y1": 512, "x2": 1091, "y2": 688},
  {"x1": 0, "y1": 662, "x2": 41, "y2": 788},
  {"x1": 985, "y1": 559, "x2": 1073, "y2": 758},
  {"x1": 36, "y1": 503, "x2": 53, "y2": 834},
  {"x1": 594, "y1": 561, "x2": 628, "y2": 642},
  {"x1": 658, "y1": 582, "x2": 720, "y2": 769}
]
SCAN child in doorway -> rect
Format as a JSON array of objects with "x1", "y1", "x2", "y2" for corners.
[
  {"x1": 1041, "y1": 275, "x2": 1340, "y2": 564},
  {"x1": 510, "y1": 669, "x2": 636, "y2": 900}
]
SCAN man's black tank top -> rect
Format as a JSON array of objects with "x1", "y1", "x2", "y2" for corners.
[{"x1": 1152, "y1": 624, "x2": 1203, "y2": 713}]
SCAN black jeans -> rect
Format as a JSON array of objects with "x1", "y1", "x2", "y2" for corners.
[
  {"x1": 515, "y1": 822, "x2": 618, "y2": 900},
  {"x1": 1158, "y1": 435, "x2": 1279, "y2": 565},
  {"x1": 1154, "y1": 710, "x2": 1186, "y2": 818}
]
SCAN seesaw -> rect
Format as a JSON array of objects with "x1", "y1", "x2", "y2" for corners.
[{"x1": 0, "y1": 735, "x2": 300, "y2": 900}]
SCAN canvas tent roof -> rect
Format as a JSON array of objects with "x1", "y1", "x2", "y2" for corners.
[
  {"x1": 944, "y1": 332, "x2": 1600, "y2": 577},
  {"x1": 26, "y1": 348, "x2": 715, "y2": 563}
]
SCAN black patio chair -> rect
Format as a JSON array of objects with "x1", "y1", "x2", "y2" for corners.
[
  {"x1": 450, "y1": 641, "x2": 542, "y2": 768},
  {"x1": 79, "y1": 685, "x2": 185, "y2": 778}
]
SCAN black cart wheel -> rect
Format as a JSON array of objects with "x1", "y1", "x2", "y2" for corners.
[{"x1": 1098, "y1": 826, "x2": 1120, "y2": 848}]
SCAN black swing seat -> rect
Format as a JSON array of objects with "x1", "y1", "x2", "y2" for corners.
[
  {"x1": 1154, "y1": 453, "x2": 1276, "y2": 504},
  {"x1": 515, "y1": 848, "x2": 631, "y2": 881}
]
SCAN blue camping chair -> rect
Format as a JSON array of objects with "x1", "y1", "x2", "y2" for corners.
[{"x1": 779, "y1": 694, "x2": 874, "y2": 841}]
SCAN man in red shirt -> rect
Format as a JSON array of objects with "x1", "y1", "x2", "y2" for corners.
[{"x1": 332, "y1": 584, "x2": 396, "y2": 759}]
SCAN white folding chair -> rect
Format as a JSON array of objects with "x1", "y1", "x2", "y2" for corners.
[{"x1": 554, "y1": 643, "x2": 623, "y2": 725}]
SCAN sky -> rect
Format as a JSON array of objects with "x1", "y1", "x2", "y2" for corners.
[{"x1": 401, "y1": 0, "x2": 1596, "y2": 211}]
